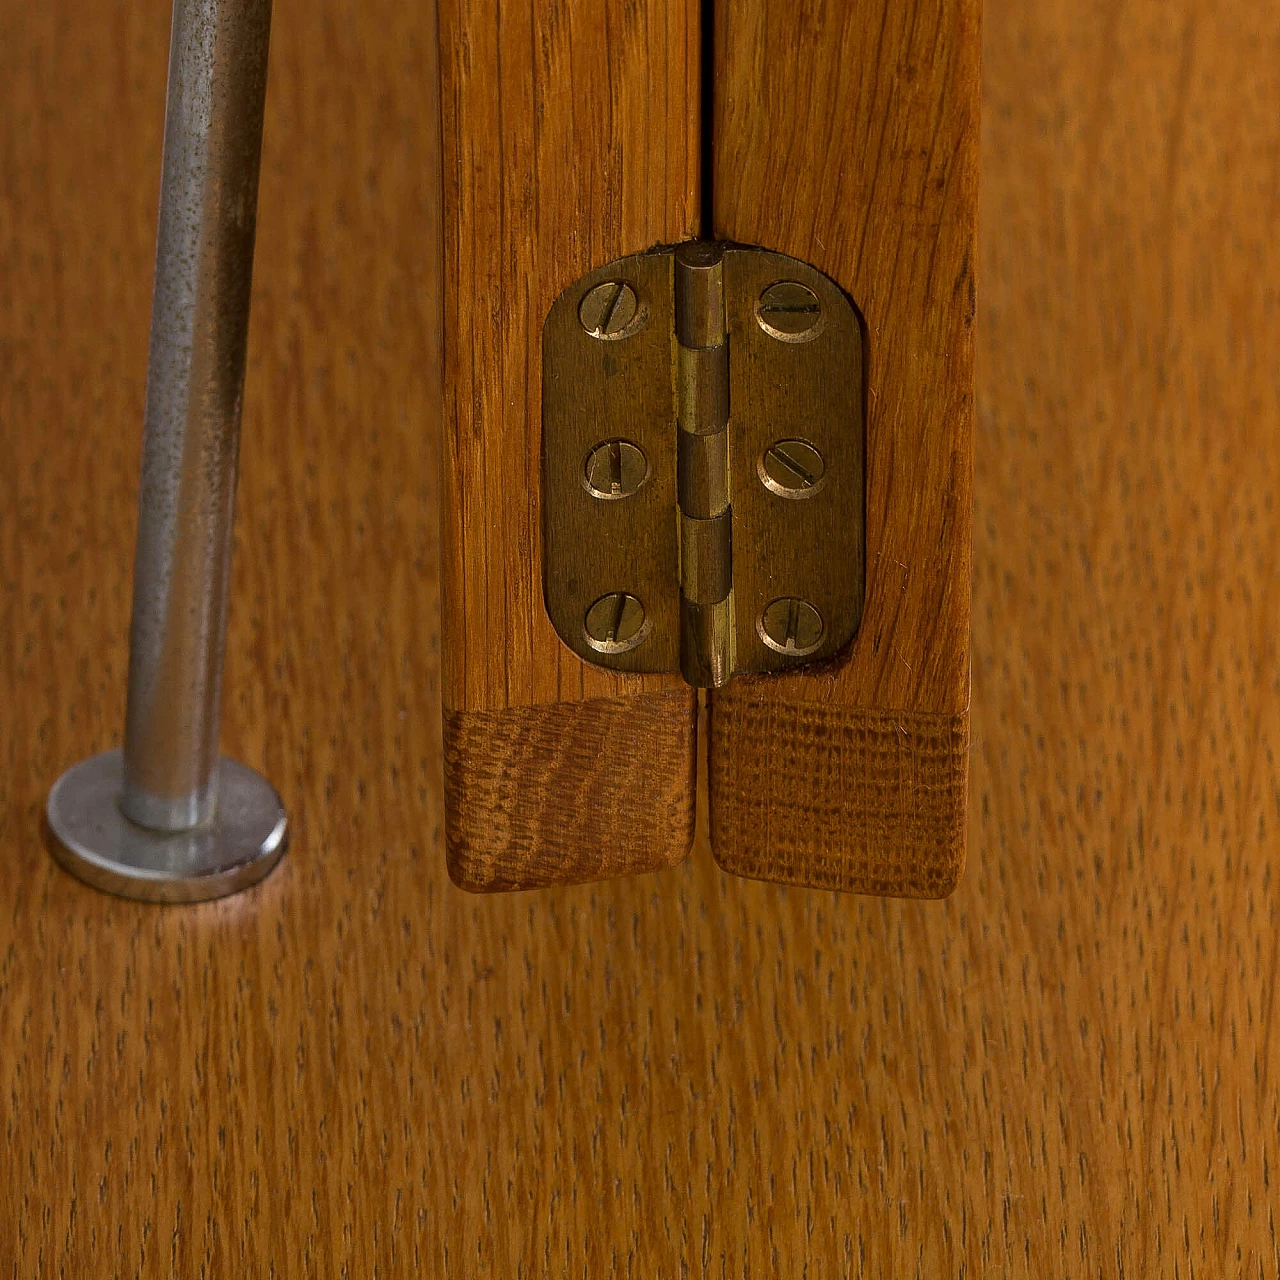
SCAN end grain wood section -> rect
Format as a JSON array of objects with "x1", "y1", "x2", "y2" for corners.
[
  {"x1": 5, "y1": 0, "x2": 1280, "y2": 1274},
  {"x1": 439, "y1": 0, "x2": 700, "y2": 886},
  {"x1": 709, "y1": 0, "x2": 979, "y2": 894},
  {"x1": 444, "y1": 690, "x2": 696, "y2": 890}
]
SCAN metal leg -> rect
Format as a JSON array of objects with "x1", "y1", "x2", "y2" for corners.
[{"x1": 46, "y1": 0, "x2": 286, "y2": 903}]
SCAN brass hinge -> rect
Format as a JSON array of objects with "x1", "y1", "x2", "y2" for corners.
[{"x1": 542, "y1": 241, "x2": 864, "y2": 688}]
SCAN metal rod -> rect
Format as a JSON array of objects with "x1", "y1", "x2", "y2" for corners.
[
  {"x1": 45, "y1": 0, "x2": 286, "y2": 902},
  {"x1": 121, "y1": 0, "x2": 273, "y2": 832}
]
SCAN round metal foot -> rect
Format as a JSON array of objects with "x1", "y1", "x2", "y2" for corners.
[{"x1": 46, "y1": 749, "x2": 287, "y2": 903}]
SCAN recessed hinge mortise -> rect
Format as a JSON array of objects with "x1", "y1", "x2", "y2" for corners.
[{"x1": 542, "y1": 240, "x2": 865, "y2": 688}]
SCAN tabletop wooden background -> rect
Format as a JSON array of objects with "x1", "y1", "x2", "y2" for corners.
[{"x1": 3, "y1": 0, "x2": 1279, "y2": 1275}]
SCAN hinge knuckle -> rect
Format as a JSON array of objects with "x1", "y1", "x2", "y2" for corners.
[
  {"x1": 674, "y1": 242, "x2": 726, "y2": 349},
  {"x1": 677, "y1": 346, "x2": 729, "y2": 439},
  {"x1": 679, "y1": 511, "x2": 732, "y2": 603},
  {"x1": 679, "y1": 598, "x2": 732, "y2": 689},
  {"x1": 677, "y1": 428, "x2": 729, "y2": 517},
  {"x1": 678, "y1": 510, "x2": 732, "y2": 687}
]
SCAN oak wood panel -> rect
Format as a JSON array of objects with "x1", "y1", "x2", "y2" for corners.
[
  {"x1": 708, "y1": 0, "x2": 978, "y2": 893},
  {"x1": 438, "y1": 0, "x2": 701, "y2": 887},
  {"x1": 714, "y1": 0, "x2": 977, "y2": 715},
  {"x1": 439, "y1": 0, "x2": 699, "y2": 713},
  {"x1": 3, "y1": 0, "x2": 1280, "y2": 1276}
]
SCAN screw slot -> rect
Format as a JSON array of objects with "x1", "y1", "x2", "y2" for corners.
[
  {"x1": 579, "y1": 281, "x2": 646, "y2": 340},
  {"x1": 583, "y1": 439, "x2": 649, "y2": 499},
  {"x1": 758, "y1": 439, "x2": 826, "y2": 498},
  {"x1": 755, "y1": 280, "x2": 823, "y2": 343},
  {"x1": 584, "y1": 592, "x2": 649, "y2": 654},
  {"x1": 758, "y1": 597, "x2": 824, "y2": 657}
]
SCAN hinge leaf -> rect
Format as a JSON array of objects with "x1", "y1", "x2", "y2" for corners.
[{"x1": 543, "y1": 242, "x2": 864, "y2": 687}]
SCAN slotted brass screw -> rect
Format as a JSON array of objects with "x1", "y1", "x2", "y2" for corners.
[
  {"x1": 584, "y1": 592, "x2": 648, "y2": 654},
  {"x1": 759, "y1": 439, "x2": 825, "y2": 497},
  {"x1": 584, "y1": 439, "x2": 648, "y2": 499},
  {"x1": 579, "y1": 281, "x2": 642, "y2": 340},
  {"x1": 756, "y1": 280, "x2": 822, "y2": 341},
  {"x1": 759, "y1": 597, "x2": 824, "y2": 656}
]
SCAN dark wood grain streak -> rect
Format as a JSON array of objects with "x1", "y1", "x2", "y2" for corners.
[
  {"x1": 3, "y1": 0, "x2": 1279, "y2": 1273},
  {"x1": 708, "y1": 0, "x2": 979, "y2": 893}
]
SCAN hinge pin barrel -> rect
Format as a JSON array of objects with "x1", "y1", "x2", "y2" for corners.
[{"x1": 674, "y1": 243, "x2": 733, "y2": 688}]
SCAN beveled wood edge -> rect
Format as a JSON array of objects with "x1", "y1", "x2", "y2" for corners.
[
  {"x1": 444, "y1": 688, "x2": 698, "y2": 892},
  {"x1": 708, "y1": 686, "x2": 969, "y2": 897}
]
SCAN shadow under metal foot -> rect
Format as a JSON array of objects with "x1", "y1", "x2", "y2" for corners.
[{"x1": 46, "y1": 749, "x2": 287, "y2": 903}]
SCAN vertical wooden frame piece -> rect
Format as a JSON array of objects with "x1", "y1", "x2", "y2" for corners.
[
  {"x1": 708, "y1": 0, "x2": 979, "y2": 895},
  {"x1": 439, "y1": 0, "x2": 701, "y2": 889}
]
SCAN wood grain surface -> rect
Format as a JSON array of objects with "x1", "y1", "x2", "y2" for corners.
[
  {"x1": 438, "y1": 0, "x2": 700, "y2": 887},
  {"x1": 4, "y1": 0, "x2": 1280, "y2": 1276},
  {"x1": 709, "y1": 0, "x2": 978, "y2": 894},
  {"x1": 444, "y1": 692, "x2": 695, "y2": 891},
  {"x1": 439, "y1": 0, "x2": 699, "y2": 713}
]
